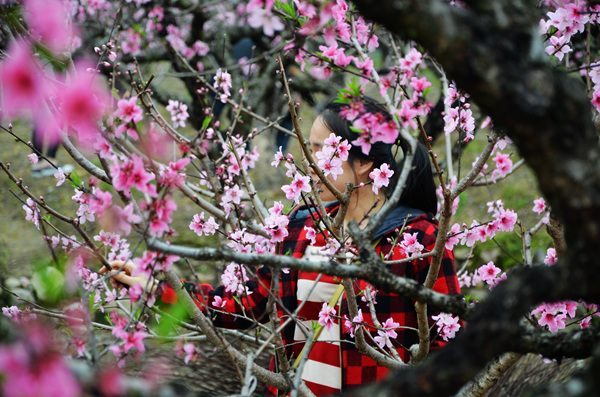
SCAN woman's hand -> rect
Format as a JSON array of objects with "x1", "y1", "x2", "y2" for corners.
[{"x1": 99, "y1": 261, "x2": 159, "y2": 294}]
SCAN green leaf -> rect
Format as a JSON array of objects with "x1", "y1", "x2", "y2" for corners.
[
  {"x1": 275, "y1": 0, "x2": 296, "y2": 19},
  {"x1": 283, "y1": 203, "x2": 294, "y2": 215},
  {"x1": 335, "y1": 78, "x2": 363, "y2": 103},
  {"x1": 311, "y1": 320, "x2": 319, "y2": 331},
  {"x1": 69, "y1": 170, "x2": 81, "y2": 188},
  {"x1": 155, "y1": 302, "x2": 190, "y2": 336},
  {"x1": 89, "y1": 292, "x2": 97, "y2": 313},
  {"x1": 349, "y1": 126, "x2": 365, "y2": 134},
  {"x1": 201, "y1": 116, "x2": 213, "y2": 131},
  {"x1": 31, "y1": 266, "x2": 65, "y2": 304},
  {"x1": 111, "y1": 86, "x2": 120, "y2": 101}
]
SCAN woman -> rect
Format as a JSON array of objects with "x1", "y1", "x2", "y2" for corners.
[{"x1": 107, "y1": 97, "x2": 461, "y2": 396}]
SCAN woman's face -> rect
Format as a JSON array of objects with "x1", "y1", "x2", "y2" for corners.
[{"x1": 309, "y1": 116, "x2": 358, "y2": 202}]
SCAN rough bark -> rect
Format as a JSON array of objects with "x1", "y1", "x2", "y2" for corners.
[
  {"x1": 342, "y1": 0, "x2": 600, "y2": 396},
  {"x1": 455, "y1": 353, "x2": 522, "y2": 397}
]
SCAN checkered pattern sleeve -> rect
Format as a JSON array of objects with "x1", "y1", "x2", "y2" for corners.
[
  {"x1": 159, "y1": 265, "x2": 274, "y2": 329},
  {"x1": 341, "y1": 213, "x2": 462, "y2": 390},
  {"x1": 157, "y1": 206, "x2": 313, "y2": 331}
]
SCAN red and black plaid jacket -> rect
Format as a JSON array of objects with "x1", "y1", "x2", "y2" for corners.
[{"x1": 161, "y1": 204, "x2": 461, "y2": 394}]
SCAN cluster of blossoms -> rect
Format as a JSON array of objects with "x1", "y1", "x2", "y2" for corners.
[
  {"x1": 133, "y1": 251, "x2": 179, "y2": 281},
  {"x1": 374, "y1": 317, "x2": 400, "y2": 349},
  {"x1": 458, "y1": 259, "x2": 511, "y2": 291},
  {"x1": 443, "y1": 83, "x2": 475, "y2": 142},
  {"x1": 477, "y1": 262, "x2": 506, "y2": 289},
  {"x1": 166, "y1": 100, "x2": 190, "y2": 129},
  {"x1": 431, "y1": 313, "x2": 461, "y2": 342},
  {"x1": 318, "y1": 42, "x2": 355, "y2": 70},
  {"x1": 227, "y1": 227, "x2": 276, "y2": 256},
  {"x1": 45, "y1": 234, "x2": 82, "y2": 255},
  {"x1": 281, "y1": 171, "x2": 312, "y2": 204},
  {"x1": 246, "y1": 0, "x2": 285, "y2": 37},
  {"x1": 322, "y1": 235, "x2": 343, "y2": 256},
  {"x1": 215, "y1": 135, "x2": 260, "y2": 217},
  {"x1": 213, "y1": 68, "x2": 233, "y2": 103},
  {"x1": 67, "y1": 179, "x2": 145, "y2": 242},
  {"x1": 539, "y1": 3, "x2": 600, "y2": 114},
  {"x1": 1, "y1": 36, "x2": 108, "y2": 147},
  {"x1": 318, "y1": 303, "x2": 337, "y2": 331},
  {"x1": 343, "y1": 309, "x2": 364, "y2": 338},
  {"x1": 112, "y1": 96, "x2": 143, "y2": 140},
  {"x1": 2, "y1": 306, "x2": 36, "y2": 323},
  {"x1": 341, "y1": 102, "x2": 399, "y2": 155},
  {"x1": 264, "y1": 201, "x2": 290, "y2": 243},
  {"x1": 315, "y1": 132, "x2": 351, "y2": 180},
  {"x1": 22, "y1": 198, "x2": 41, "y2": 230},
  {"x1": 398, "y1": 232, "x2": 424, "y2": 258},
  {"x1": 0, "y1": 322, "x2": 81, "y2": 397},
  {"x1": 108, "y1": 312, "x2": 149, "y2": 365},
  {"x1": 110, "y1": 153, "x2": 157, "y2": 198},
  {"x1": 529, "y1": 247, "x2": 597, "y2": 332},
  {"x1": 490, "y1": 152, "x2": 512, "y2": 182},
  {"x1": 119, "y1": 27, "x2": 142, "y2": 56},
  {"x1": 140, "y1": 197, "x2": 178, "y2": 237},
  {"x1": 293, "y1": 0, "x2": 383, "y2": 80},
  {"x1": 445, "y1": 200, "x2": 519, "y2": 251},
  {"x1": 531, "y1": 301, "x2": 578, "y2": 333},
  {"x1": 540, "y1": 3, "x2": 588, "y2": 61},
  {"x1": 189, "y1": 212, "x2": 220, "y2": 237},
  {"x1": 469, "y1": 136, "x2": 516, "y2": 184},
  {"x1": 72, "y1": 189, "x2": 96, "y2": 225},
  {"x1": 71, "y1": 255, "x2": 105, "y2": 294},
  {"x1": 456, "y1": 246, "x2": 596, "y2": 333},
  {"x1": 220, "y1": 135, "x2": 260, "y2": 182},
  {"x1": 220, "y1": 185, "x2": 243, "y2": 214},
  {"x1": 369, "y1": 163, "x2": 394, "y2": 195},
  {"x1": 145, "y1": 6, "x2": 165, "y2": 39},
  {"x1": 175, "y1": 339, "x2": 201, "y2": 365},
  {"x1": 158, "y1": 157, "x2": 190, "y2": 189},
  {"x1": 166, "y1": 24, "x2": 210, "y2": 60},
  {"x1": 446, "y1": 197, "x2": 554, "y2": 258},
  {"x1": 221, "y1": 262, "x2": 252, "y2": 296},
  {"x1": 320, "y1": 304, "x2": 410, "y2": 349},
  {"x1": 274, "y1": 149, "x2": 311, "y2": 205}
]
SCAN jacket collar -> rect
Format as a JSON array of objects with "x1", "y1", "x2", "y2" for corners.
[
  {"x1": 372, "y1": 205, "x2": 425, "y2": 240},
  {"x1": 288, "y1": 202, "x2": 426, "y2": 240}
]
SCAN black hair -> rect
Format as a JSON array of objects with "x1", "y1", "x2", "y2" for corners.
[{"x1": 317, "y1": 97, "x2": 438, "y2": 215}]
